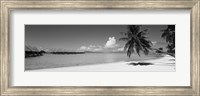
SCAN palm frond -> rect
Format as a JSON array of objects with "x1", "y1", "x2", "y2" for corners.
[
  {"x1": 124, "y1": 40, "x2": 132, "y2": 51},
  {"x1": 120, "y1": 25, "x2": 152, "y2": 57},
  {"x1": 127, "y1": 42, "x2": 134, "y2": 57},
  {"x1": 143, "y1": 47, "x2": 149, "y2": 55},
  {"x1": 137, "y1": 29, "x2": 149, "y2": 37},
  {"x1": 135, "y1": 45, "x2": 141, "y2": 56}
]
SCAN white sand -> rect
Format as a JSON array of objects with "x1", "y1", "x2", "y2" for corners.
[{"x1": 28, "y1": 55, "x2": 175, "y2": 72}]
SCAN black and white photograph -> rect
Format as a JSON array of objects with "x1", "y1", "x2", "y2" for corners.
[{"x1": 25, "y1": 25, "x2": 175, "y2": 72}]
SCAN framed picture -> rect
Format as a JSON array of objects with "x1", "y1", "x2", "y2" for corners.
[{"x1": 1, "y1": 0, "x2": 199, "y2": 95}]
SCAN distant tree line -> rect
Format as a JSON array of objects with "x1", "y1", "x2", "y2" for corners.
[
  {"x1": 25, "y1": 45, "x2": 85, "y2": 58},
  {"x1": 25, "y1": 45, "x2": 45, "y2": 58},
  {"x1": 51, "y1": 51, "x2": 85, "y2": 54}
]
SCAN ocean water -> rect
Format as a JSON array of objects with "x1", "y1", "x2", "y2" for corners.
[{"x1": 25, "y1": 53, "x2": 161, "y2": 70}]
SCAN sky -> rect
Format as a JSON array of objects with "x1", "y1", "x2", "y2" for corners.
[{"x1": 25, "y1": 25, "x2": 169, "y2": 52}]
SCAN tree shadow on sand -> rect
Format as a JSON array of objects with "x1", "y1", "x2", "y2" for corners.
[{"x1": 128, "y1": 62, "x2": 153, "y2": 66}]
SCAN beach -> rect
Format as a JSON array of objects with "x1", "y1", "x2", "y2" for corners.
[{"x1": 28, "y1": 55, "x2": 175, "y2": 72}]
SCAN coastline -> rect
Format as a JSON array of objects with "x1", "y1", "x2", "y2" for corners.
[{"x1": 27, "y1": 55, "x2": 175, "y2": 72}]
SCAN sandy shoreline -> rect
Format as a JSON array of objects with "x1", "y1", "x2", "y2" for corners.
[{"x1": 28, "y1": 55, "x2": 175, "y2": 72}]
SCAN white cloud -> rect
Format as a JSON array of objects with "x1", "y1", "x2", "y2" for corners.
[
  {"x1": 112, "y1": 47, "x2": 125, "y2": 52},
  {"x1": 78, "y1": 37, "x2": 120, "y2": 52},
  {"x1": 78, "y1": 45, "x2": 103, "y2": 52},
  {"x1": 80, "y1": 46, "x2": 88, "y2": 50},
  {"x1": 88, "y1": 45, "x2": 96, "y2": 48},
  {"x1": 104, "y1": 37, "x2": 119, "y2": 48},
  {"x1": 93, "y1": 46, "x2": 103, "y2": 51},
  {"x1": 152, "y1": 41, "x2": 157, "y2": 45},
  {"x1": 93, "y1": 48, "x2": 103, "y2": 51},
  {"x1": 117, "y1": 47, "x2": 124, "y2": 51}
]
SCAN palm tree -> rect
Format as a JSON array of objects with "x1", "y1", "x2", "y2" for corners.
[
  {"x1": 119, "y1": 25, "x2": 152, "y2": 57},
  {"x1": 161, "y1": 25, "x2": 175, "y2": 55}
]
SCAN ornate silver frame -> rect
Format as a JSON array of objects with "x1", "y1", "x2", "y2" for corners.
[{"x1": 0, "y1": 0, "x2": 199, "y2": 95}]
